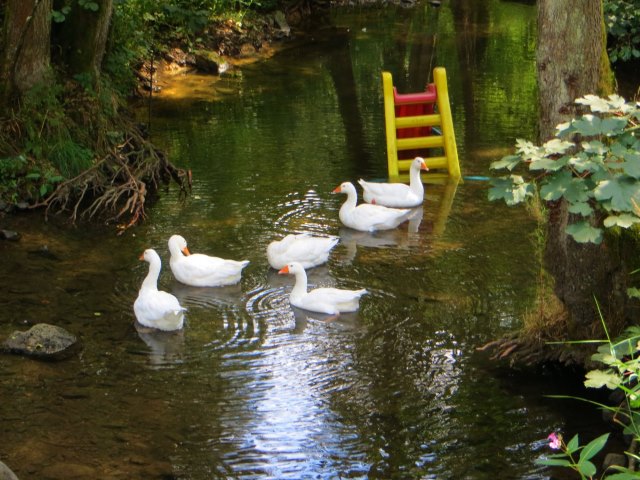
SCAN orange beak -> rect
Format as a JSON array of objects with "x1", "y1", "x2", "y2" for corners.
[
  {"x1": 182, "y1": 247, "x2": 191, "y2": 256},
  {"x1": 138, "y1": 252, "x2": 145, "y2": 260},
  {"x1": 420, "y1": 161, "x2": 429, "y2": 171},
  {"x1": 278, "y1": 265, "x2": 290, "y2": 274},
  {"x1": 332, "y1": 185, "x2": 342, "y2": 193}
]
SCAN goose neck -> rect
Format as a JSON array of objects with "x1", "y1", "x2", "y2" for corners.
[{"x1": 141, "y1": 260, "x2": 161, "y2": 291}]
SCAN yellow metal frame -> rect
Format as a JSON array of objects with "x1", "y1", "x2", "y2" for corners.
[{"x1": 383, "y1": 67, "x2": 460, "y2": 181}]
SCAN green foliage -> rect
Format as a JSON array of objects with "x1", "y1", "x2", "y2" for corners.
[
  {"x1": 0, "y1": 156, "x2": 28, "y2": 204},
  {"x1": 604, "y1": 0, "x2": 640, "y2": 63},
  {"x1": 536, "y1": 432, "x2": 609, "y2": 479},
  {"x1": 537, "y1": 307, "x2": 640, "y2": 478},
  {"x1": 489, "y1": 94, "x2": 640, "y2": 244},
  {"x1": 0, "y1": 155, "x2": 64, "y2": 204}
]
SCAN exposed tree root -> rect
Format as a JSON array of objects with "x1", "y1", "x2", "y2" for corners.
[
  {"x1": 477, "y1": 331, "x2": 593, "y2": 370},
  {"x1": 31, "y1": 124, "x2": 191, "y2": 233}
]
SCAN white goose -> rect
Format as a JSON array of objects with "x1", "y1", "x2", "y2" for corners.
[
  {"x1": 168, "y1": 234, "x2": 249, "y2": 287},
  {"x1": 267, "y1": 233, "x2": 339, "y2": 270},
  {"x1": 134, "y1": 249, "x2": 186, "y2": 331},
  {"x1": 333, "y1": 181, "x2": 411, "y2": 232},
  {"x1": 358, "y1": 157, "x2": 428, "y2": 208},
  {"x1": 278, "y1": 262, "x2": 367, "y2": 315}
]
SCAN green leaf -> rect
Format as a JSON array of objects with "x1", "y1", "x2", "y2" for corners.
[
  {"x1": 577, "y1": 459, "x2": 596, "y2": 477},
  {"x1": 604, "y1": 213, "x2": 640, "y2": 228},
  {"x1": 604, "y1": 471, "x2": 640, "y2": 480},
  {"x1": 490, "y1": 155, "x2": 521, "y2": 171},
  {"x1": 584, "y1": 369, "x2": 621, "y2": 389},
  {"x1": 530, "y1": 155, "x2": 569, "y2": 171},
  {"x1": 535, "y1": 458, "x2": 572, "y2": 467},
  {"x1": 579, "y1": 433, "x2": 609, "y2": 462},
  {"x1": 621, "y1": 152, "x2": 640, "y2": 178},
  {"x1": 571, "y1": 115, "x2": 627, "y2": 136},
  {"x1": 566, "y1": 434, "x2": 580, "y2": 453},
  {"x1": 594, "y1": 177, "x2": 640, "y2": 212},
  {"x1": 627, "y1": 288, "x2": 640, "y2": 299},
  {"x1": 569, "y1": 152, "x2": 605, "y2": 174},
  {"x1": 568, "y1": 201, "x2": 593, "y2": 216},
  {"x1": 576, "y1": 95, "x2": 611, "y2": 113},
  {"x1": 540, "y1": 170, "x2": 573, "y2": 201},
  {"x1": 565, "y1": 222, "x2": 602, "y2": 243},
  {"x1": 581, "y1": 140, "x2": 607, "y2": 155},
  {"x1": 543, "y1": 138, "x2": 574, "y2": 155},
  {"x1": 488, "y1": 176, "x2": 533, "y2": 205}
]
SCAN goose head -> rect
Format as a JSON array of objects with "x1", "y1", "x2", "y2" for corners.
[
  {"x1": 278, "y1": 262, "x2": 305, "y2": 275},
  {"x1": 332, "y1": 182, "x2": 357, "y2": 195},
  {"x1": 168, "y1": 234, "x2": 191, "y2": 256},
  {"x1": 412, "y1": 157, "x2": 429, "y2": 171},
  {"x1": 140, "y1": 248, "x2": 161, "y2": 264}
]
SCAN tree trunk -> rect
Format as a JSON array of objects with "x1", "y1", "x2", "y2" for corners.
[
  {"x1": 57, "y1": 0, "x2": 113, "y2": 80},
  {"x1": 0, "y1": 0, "x2": 52, "y2": 103},
  {"x1": 537, "y1": 0, "x2": 624, "y2": 337},
  {"x1": 537, "y1": 0, "x2": 612, "y2": 140}
]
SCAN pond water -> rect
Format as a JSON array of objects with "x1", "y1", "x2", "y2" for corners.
[{"x1": 0, "y1": 2, "x2": 621, "y2": 479}]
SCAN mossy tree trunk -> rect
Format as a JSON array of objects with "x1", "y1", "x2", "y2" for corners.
[
  {"x1": 0, "y1": 0, "x2": 52, "y2": 104},
  {"x1": 537, "y1": 0, "x2": 629, "y2": 339}
]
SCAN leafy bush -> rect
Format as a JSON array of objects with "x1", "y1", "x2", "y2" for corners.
[
  {"x1": 488, "y1": 94, "x2": 640, "y2": 244},
  {"x1": 604, "y1": 0, "x2": 640, "y2": 63}
]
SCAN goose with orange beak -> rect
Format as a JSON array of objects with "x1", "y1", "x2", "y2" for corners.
[
  {"x1": 332, "y1": 181, "x2": 411, "y2": 232},
  {"x1": 358, "y1": 157, "x2": 428, "y2": 208},
  {"x1": 168, "y1": 234, "x2": 249, "y2": 287},
  {"x1": 134, "y1": 249, "x2": 186, "y2": 331},
  {"x1": 278, "y1": 262, "x2": 367, "y2": 315}
]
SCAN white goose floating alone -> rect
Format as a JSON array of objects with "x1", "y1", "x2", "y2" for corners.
[
  {"x1": 168, "y1": 234, "x2": 249, "y2": 287},
  {"x1": 278, "y1": 261, "x2": 367, "y2": 315},
  {"x1": 134, "y1": 249, "x2": 186, "y2": 331},
  {"x1": 333, "y1": 181, "x2": 411, "y2": 232},
  {"x1": 358, "y1": 157, "x2": 428, "y2": 208},
  {"x1": 267, "y1": 233, "x2": 339, "y2": 270}
]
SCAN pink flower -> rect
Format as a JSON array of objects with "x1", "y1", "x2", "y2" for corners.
[{"x1": 547, "y1": 432, "x2": 562, "y2": 450}]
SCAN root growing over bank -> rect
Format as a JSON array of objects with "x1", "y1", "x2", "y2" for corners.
[{"x1": 32, "y1": 124, "x2": 191, "y2": 233}]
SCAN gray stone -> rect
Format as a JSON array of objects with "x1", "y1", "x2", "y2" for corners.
[
  {"x1": 1, "y1": 323, "x2": 80, "y2": 361},
  {"x1": 603, "y1": 452, "x2": 627, "y2": 471},
  {"x1": 0, "y1": 230, "x2": 20, "y2": 241},
  {"x1": 0, "y1": 460, "x2": 19, "y2": 480}
]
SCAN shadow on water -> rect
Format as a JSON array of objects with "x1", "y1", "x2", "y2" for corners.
[{"x1": 2, "y1": 2, "x2": 636, "y2": 479}]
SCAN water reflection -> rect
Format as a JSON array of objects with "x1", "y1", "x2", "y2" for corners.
[
  {"x1": 337, "y1": 206, "x2": 423, "y2": 262},
  {"x1": 171, "y1": 281, "x2": 245, "y2": 309},
  {"x1": 135, "y1": 322, "x2": 186, "y2": 367}
]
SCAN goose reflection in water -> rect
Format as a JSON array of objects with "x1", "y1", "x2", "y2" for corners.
[
  {"x1": 338, "y1": 206, "x2": 423, "y2": 263},
  {"x1": 289, "y1": 305, "x2": 363, "y2": 333},
  {"x1": 170, "y1": 281, "x2": 245, "y2": 309},
  {"x1": 135, "y1": 322, "x2": 185, "y2": 367}
]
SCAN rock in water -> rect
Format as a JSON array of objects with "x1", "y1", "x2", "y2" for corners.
[
  {"x1": 1, "y1": 324, "x2": 80, "y2": 361},
  {"x1": 0, "y1": 460, "x2": 19, "y2": 480}
]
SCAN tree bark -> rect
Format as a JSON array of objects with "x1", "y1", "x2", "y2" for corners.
[
  {"x1": 57, "y1": 0, "x2": 113, "y2": 80},
  {"x1": 537, "y1": 0, "x2": 612, "y2": 140},
  {"x1": 0, "y1": 0, "x2": 52, "y2": 103},
  {"x1": 537, "y1": 0, "x2": 624, "y2": 337}
]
